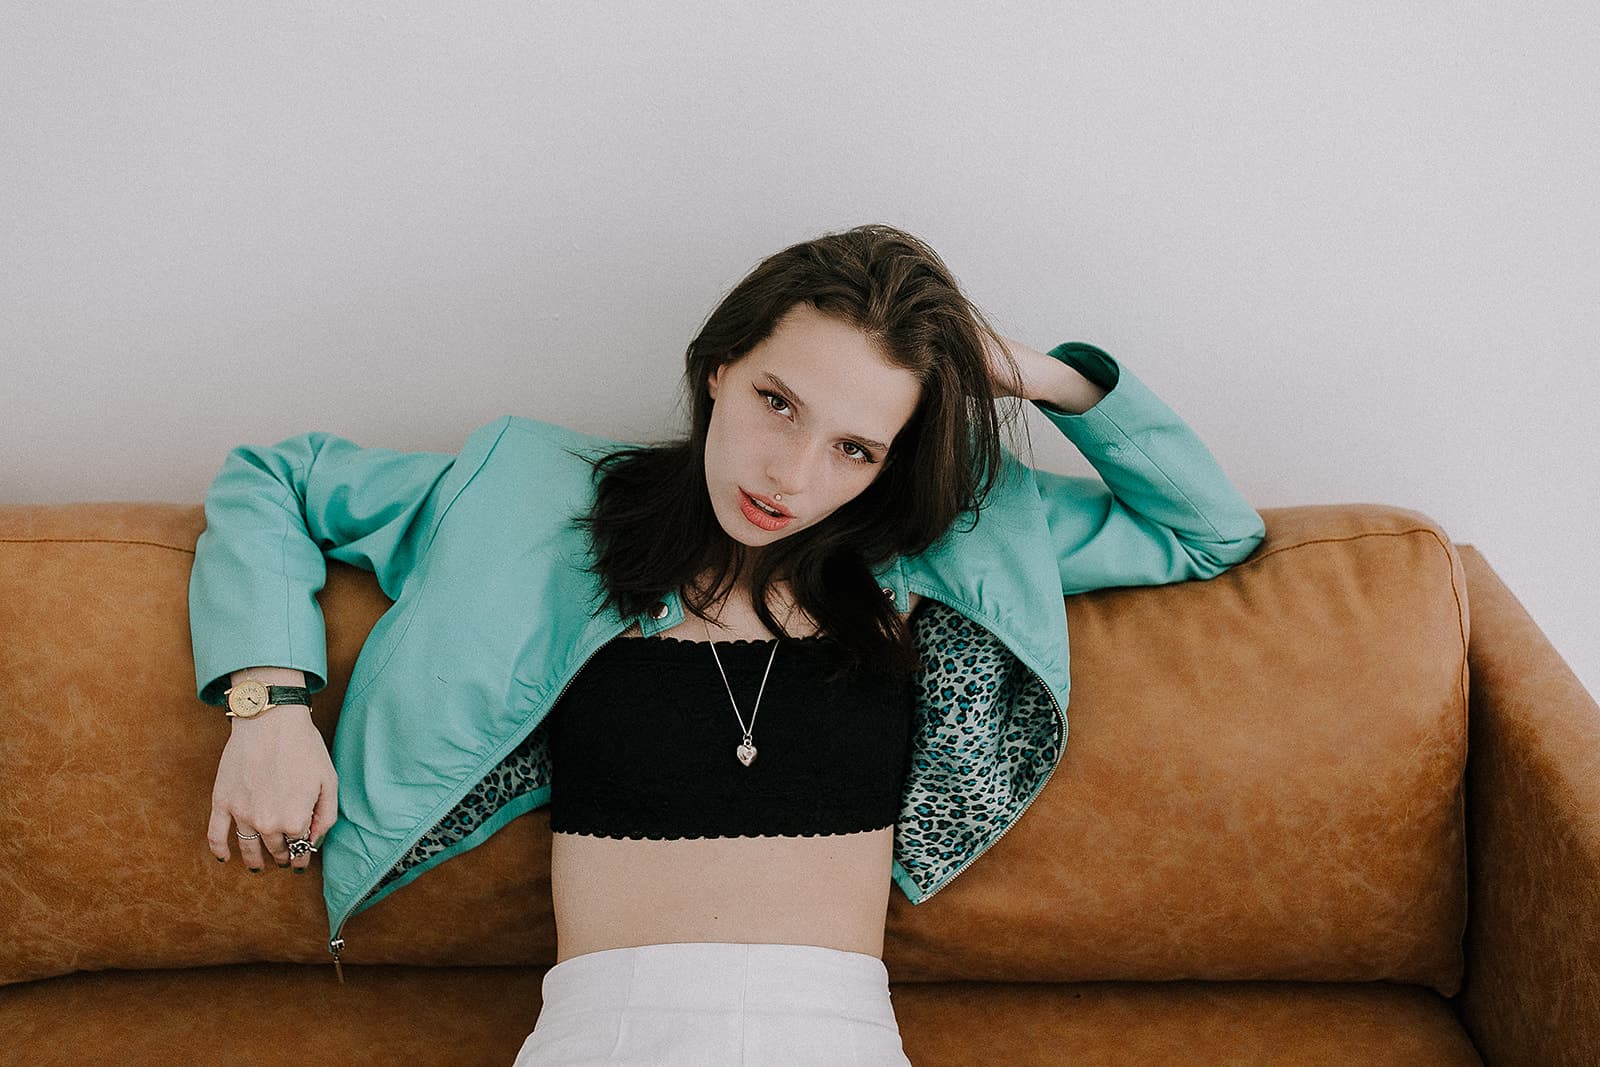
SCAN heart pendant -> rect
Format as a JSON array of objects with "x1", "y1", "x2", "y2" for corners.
[{"x1": 736, "y1": 741, "x2": 758, "y2": 767}]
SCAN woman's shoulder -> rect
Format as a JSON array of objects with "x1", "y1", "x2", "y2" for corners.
[
  {"x1": 482, "y1": 413, "x2": 623, "y2": 447},
  {"x1": 467, "y1": 414, "x2": 633, "y2": 464}
]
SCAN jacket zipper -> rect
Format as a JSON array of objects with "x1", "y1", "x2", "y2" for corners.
[
  {"x1": 915, "y1": 661, "x2": 1068, "y2": 902},
  {"x1": 324, "y1": 625, "x2": 626, "y2": 983}
]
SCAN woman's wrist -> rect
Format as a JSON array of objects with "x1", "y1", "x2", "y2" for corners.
[
  {"x1": 229, "y1": 666, "x2": 307, "y2": 688},
  {"x1": 229, "y1": 703, "x2": 313, "y2": 728},
  {"x1": 1027, "y1": 356, "x2": 1110, "y2": 415},
  {"x1": 226, "y1": 667, "x2": 312, "y2": 725}
]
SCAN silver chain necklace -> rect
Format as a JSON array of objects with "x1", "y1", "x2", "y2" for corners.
[{"x1": 702, "y1": 614, "x2": 779, "y2": 767}]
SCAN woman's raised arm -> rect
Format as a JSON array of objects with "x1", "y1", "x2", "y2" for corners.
[{"x1": 1018, "y1": 342, "x2": 1266, "y2": 595}]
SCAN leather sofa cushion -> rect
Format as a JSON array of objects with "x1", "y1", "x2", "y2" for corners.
[
  {"x1": 0, "y1": 502, "x2": 1466, "y2": 994},
  {"x1": 885, "y1": 503, "x2": 1468, "y2": 996},
  {"x1": 0, "y1": 963, "x2": 1482, "y2": 1066}
]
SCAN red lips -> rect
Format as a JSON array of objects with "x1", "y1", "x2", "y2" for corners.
[
  {"x1": 742, "y1": 489, "x2": 792, "y2": 517},
  {"x1": 738, "y1": 489, "x2": 793, "y2": 532}
]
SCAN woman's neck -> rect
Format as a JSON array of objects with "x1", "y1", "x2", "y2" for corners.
[{"x1": 689, "y1": 570, "x2": 809, "y2": 638}]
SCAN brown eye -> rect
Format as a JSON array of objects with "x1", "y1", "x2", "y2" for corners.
[{"x1": 840, "y1": 442, "x2": 876, "y2": 464}]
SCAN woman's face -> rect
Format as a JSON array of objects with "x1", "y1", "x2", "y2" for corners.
[{"x1": 704, "y1": 302, "x2": 922, "y2": 550}]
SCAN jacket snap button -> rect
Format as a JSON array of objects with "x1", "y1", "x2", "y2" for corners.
[
  {"x1": 649, "y1": 601, "x2": 669, "y2": 620},
  {"x1": 881, "y1": 587, "x2": 895, "y2": 599}
]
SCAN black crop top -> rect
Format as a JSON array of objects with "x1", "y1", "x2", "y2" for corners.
[{"x1": 547, "y1": 635, "x2": 916, "y2": 839}]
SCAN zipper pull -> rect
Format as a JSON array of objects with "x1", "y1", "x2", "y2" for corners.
[{"x1": 329, "y1": 936, "x2": 346, "y2": 985}]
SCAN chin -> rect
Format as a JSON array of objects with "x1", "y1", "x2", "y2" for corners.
[
  {"x1": 713, "y1": 501, "x2": 796, "y2": 548},
  {"x1": 721, "y1": 520, "x2": 791, "y2": 548}
]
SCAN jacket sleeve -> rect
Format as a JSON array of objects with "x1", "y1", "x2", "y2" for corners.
[
  {"x1": 188, "y1": 430, "x2": 459, "y2": 706},
  {"x1": 1028, "y1": 342, "x2": 1266, "y2": 596}
]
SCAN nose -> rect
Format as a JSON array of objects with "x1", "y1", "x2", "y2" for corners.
[{"x1": 763, "y1": 438, "x2": 822, "y2": 500}]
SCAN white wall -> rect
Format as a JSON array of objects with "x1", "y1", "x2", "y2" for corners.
[{"x1": 4, "y1": 3, "x2": 1596, "y2": 699}]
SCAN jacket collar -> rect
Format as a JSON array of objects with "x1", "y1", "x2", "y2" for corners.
[{"x1": 626, "y1": 559, "x2": 914, "y2": 637}]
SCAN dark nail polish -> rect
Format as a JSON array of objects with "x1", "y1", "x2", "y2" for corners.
[
  {"x1": 293, "y1": 866, "x2": 305, "y2": 874},
  {"x1": 277, "y1": 863, "x2": 289, "y2": 869},
  {"x1": 216, "y1": 856, "x2": 226, "y2": 863},
  {"x1": 249, "y1": 867, "x2": 261, "y2": 874}
]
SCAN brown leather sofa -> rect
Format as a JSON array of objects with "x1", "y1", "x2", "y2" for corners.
[{"x1": 1, "y1": 500, "x2": 1596, "y2": 1066}]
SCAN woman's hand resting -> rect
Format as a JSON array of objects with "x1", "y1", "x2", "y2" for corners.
[{"x1": 207, "y1": 678, "x2": 338, "y2": 874}]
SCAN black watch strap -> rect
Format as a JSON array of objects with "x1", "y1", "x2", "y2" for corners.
[{"x1": 223, "y1": 680, "x2": 313, "y2": 719}]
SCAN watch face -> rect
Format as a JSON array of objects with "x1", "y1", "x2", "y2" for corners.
[{"x1": 229, "y1": 680, "x2": 269, "y2": 717}]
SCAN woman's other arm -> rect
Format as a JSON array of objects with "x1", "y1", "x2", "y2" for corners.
[
  {"x1": 190, "y1": 429, "x2": 467, "y2": 871},
  {"x1": 189, "y1": 431, "x2": 458, "y2": 707}
]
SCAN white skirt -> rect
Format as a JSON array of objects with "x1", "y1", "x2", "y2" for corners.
[{"x1": 513, "y1": 941, "x2": 914, "y2": 1066}]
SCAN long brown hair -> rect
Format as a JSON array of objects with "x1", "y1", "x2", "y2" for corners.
[{"x1": 571, "y1": 223, "x2": 1023, "y2": 680}]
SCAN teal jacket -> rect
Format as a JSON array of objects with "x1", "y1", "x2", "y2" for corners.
[{"x1": 189, "y1": 342, "x2": 1266, "y2": 963}]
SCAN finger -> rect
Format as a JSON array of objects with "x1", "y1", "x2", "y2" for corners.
[
  {"x1": 309, "y1": 778, "x2": 339, "y2": 847},
  {"x1": 983, "y1": 333, "x2": 1024, "y2": 398},
  {"x1": 264, "y1": 830, "x2": 291, "y2": 868},
  {"x1": 289, "y1": 815, "x2": 317, "y2": 872},
  {"x1": 207, "y1": 809, "x2": 235, "y2": 863},
  {"x1": 234, "y1": 823, "x2": 268, "y2": 872}
]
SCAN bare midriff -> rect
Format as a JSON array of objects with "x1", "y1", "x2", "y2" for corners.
[
  {"x1": 546, "y1": 585, "x2": 923, "y2": 966},
  {"x1": 550, "y1": 826, "x2": 896, "y2": 964}
]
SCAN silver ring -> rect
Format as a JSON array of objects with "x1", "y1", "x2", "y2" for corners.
[
  {"x1": 235, "y1": 829, "x2": 261, "y2": 841},
  {"x1": 286, "y1": 836, "x2": 318, "y2": 858}
]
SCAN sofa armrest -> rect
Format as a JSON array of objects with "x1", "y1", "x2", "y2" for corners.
[{"x1": 1453, "y1": 545, "x2": 1600, "y2": 1064}]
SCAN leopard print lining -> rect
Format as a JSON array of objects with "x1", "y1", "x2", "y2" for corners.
[
  {"x1": 368, "y1": 599, "x2": 1063, "y2": 903},
  {"x1": 896, "y1": 600, "x2": 1062, "y2": 894}
]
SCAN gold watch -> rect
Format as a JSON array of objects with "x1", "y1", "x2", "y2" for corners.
[{"x1": 223, "y1": 680, "x2": 313, "y2": 719}]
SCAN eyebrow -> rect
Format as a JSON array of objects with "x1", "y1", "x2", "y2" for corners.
[{"x1": 761, "y1": 373, "x2": 892, "y2": 452}]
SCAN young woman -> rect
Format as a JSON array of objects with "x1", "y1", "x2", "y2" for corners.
[{"x1": 190, "y1": 224, "x2": 1266, "y2": 1064}]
